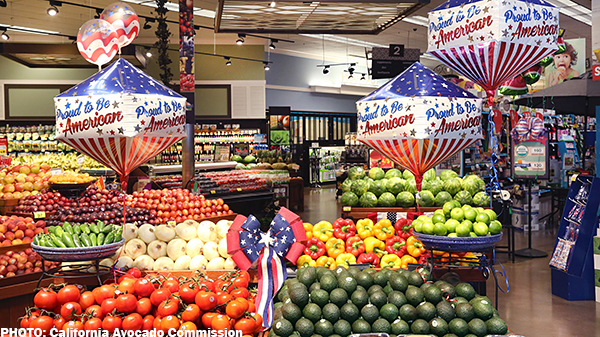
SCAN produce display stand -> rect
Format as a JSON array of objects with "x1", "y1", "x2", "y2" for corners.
[
  {"x1": 341, "y1": 206, "x2": 490, "y2": 220},
  {"x1": 0, "y1": 198, "x2": 20, "y2": 215}
]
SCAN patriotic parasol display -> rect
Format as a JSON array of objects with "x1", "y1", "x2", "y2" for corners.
[
  {"x1": 427, "y1": 0, "x2": 559, "y2": 106},
  {"x1": 356, "y1": 62, "x2": 483, "y2": 192},
  {"x1": 53, "y1": 58, "x2": 187, "y2": 189},
  {"x1": 227, "y1": 208, "x2": 306, "y2": 328}
]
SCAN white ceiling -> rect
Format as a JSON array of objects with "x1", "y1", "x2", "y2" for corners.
[{"x1": 0, "y1": 0, "x2": 592, "y2": 70}]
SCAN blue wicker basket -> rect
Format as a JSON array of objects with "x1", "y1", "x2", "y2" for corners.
[
  {"x1": 31, "y1": 238, "x2": 124, "y2": 262},
  {"x1": 413, "y1": 232, "x2": 502, "y2": 252}
]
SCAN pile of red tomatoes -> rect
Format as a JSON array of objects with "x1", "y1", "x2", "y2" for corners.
[{"x1": 22, "y1": 268, "x2": 262, "y2": 334}]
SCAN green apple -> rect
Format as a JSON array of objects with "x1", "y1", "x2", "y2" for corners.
[
  {"x1": 464, "y1": 209, "x2": 477, "y2": 222},
  {"x1": 417, "y1": 215, "x2": 430, "y2": 222},
  {"x1": 484, "y1": 209, "x2": 497, "y2": 221},
  {"x1": 469, "y1": 232, "x2": 478, "y2": 237},
  {"x1": 434, "y1": 223, "x2": 448, "y2": 236},
  {"x1": 432, "y1": 213, "x2": 446, "y2": 224},
  {"x1": 443, "y1": 202, "x2": 456, "y2": 217},
  {"x1": 434, "y1": 209, "x2": 445, "y2": 216},
  {"x1": 461, "y1": 204, "x2": 473, "y2": 212},
  {"x1": 444, "y1": 219, "x2": 460, "y2": 233},
  {"x1": 413, "y1": 220, "x2": 423, "y2": 233},
  {"x1": 422, "y1": 222, "x2": 435, "y2": 235},
  {"x1": 462, "y1": 220, "x2": 474, "y2": 232},
  {"x1": 450, "y1": 208, "x2": 465, "y2": 222},
  {"x1": 476, "y1": 213, "x2": 490, "y2": 225},
  {"x1": 473, "y1": 222, "x2": 489, "y2": 236},
  {"x1": 455, "y1": 224, "x2": 471, "y2": 237},
  {"x1": 489, "y1": 220, "x2": 502, "y2": 235}
]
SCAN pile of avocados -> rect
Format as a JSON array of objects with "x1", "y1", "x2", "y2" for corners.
[{"x1": 271, "y1": 266, "x2": 508, "y2": 337}]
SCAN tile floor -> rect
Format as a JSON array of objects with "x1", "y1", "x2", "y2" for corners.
[{"x1": 297, "y1": 187, "x2": 600, "y2": 337}]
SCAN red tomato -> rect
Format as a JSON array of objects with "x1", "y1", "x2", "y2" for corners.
[
  {"x1": 199, "y1": 280, "x2": 214, "y2": 292},
  {"x1": 115, "y1": 294, "x2": 138, "y2": 313},
  {"x1": 163, "y1": 279, "x2": 180, "y2": 293},
  {"x1": 135, "y1": 298, "x2": 152, "y2": 316},
  {"x1": 101, "y1": 298, "x2": 117, "y2": 316},
  {"x1": 180, "y1": 283, "x2": 200, "y2": 304},
  {"x1": 79, "y1": 291, "x2": 95, "y2": 310},
  {"x1": 215, "y1": 280, "x2": 233, "y2": 293},
  {"x1": 231, "y1": 287, "x2": 249, "y2": 299},
  {"x1": 232, "y1": 271, "x2": 250, "y2": 288},
  {"x1": 161, "y1": 315, "x2": 180, "y2": 331},
  {"x1": 195, "y1": 291, "x2": 217, "y2": 311},
  {"x1": 248, "y1": 301, "x2": 256, "y2": 313},
  {"x1": 102, "y1": 315, "x2": 122, "y2": 333},
  {"x1": 29, "y1": 316, "x2": 54, "y2": 334},
  {"x1": 118, "y1": 273, "x2": 135, "y2": 284},
  {"x1": 54, "y1": 316, "x2": 66, "y2": 330},
  {"x1": 142, "y1": 315, "x2": 155, "y2": 331},
  {"x1": 57, "y1": 285, "x2": 81, "y2": 305},
  {"x1": 84, "y1": 317, "x2": 102, "y2": 331},
  {"x1": 61, "y1": 302, "x2": 82, "y2": 319},
  {"x1": 201, "y1": 312, "x2": 218, "y2": 329},
  {"x1": 118, "y1": 278, "x2": 137, "y2": 295},
  {"x1": 127, "y1": 268, "x2": 142, "y2": 278},
  {"x1": 226, "y1": 300, "x2": 245, "y2": 319},
  {"x1": 181, "y1": 303, "x2": 201, "y2": 322},
  {"x1": 93, "y1": 285, "x2": 116, "y2": 304},
  {"x1": 19, "y1": 316, "x2": 30, "y2": 329},
  {"x1": 235, "y1": 298, "x2": 250, "y2": 312},
  {"x1": 134, "y1": 278, "x2": 155, "y2": 297},
  {"x1": 251, "y1": 313, "x2": 263, "y2": 332},
  {"x1": 216, "y1": 293, "x2": 233, "y2": 306},
  {"x1": 34, "y1": 288, "x2": 58, "y2": 310},
  {"x1": 211, "y1": 315, "x2": 232, "y2": 331},
  {"x1": 235, "y1": 318, "x2": 257, "y2": 335},
  {"x1": 122, "y1": 313, "x2": 143, "y2": 330},
  {"x1": 150, "y1": 288, "x2": 172, "y2": 307},
  {"x1": 157, "y1": 297, "x2": 180, "y2": 317},
  {"x1": 85, "y1": 304, "x2": 104, "y2": 320},
  {"x1": 62, "y1": 320, "x2": 84, "y2": 332},
  {"x1": 153, "y1": 316, "x2": 163, "y2": 330}
]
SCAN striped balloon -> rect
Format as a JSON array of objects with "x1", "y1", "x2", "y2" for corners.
[
  {"x1": 76, "y1": 19, "x2": 119, "y2": 67},
  {"x1": 59, "y1": 136, "x2": 184, "y2": 177},
  {"x1": 101, "y1": 2, "x2": 140, "y2": 49}
]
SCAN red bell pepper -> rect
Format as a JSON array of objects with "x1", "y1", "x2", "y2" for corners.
[
  {"x1": 304, "y1": 237, "x2": 326, "y2": 259},
  {"x1": 333, "y1": 218, "x2": 357, "y2": 240},
  {"x1": 395, "y1": 218, "x2": 413, "y2": 239},
  {"x1": 356, "y1": 252, "x2": 380, "y2": 267},
  {"x1": 418, "y1": 251, "x2": 431, "y2": 264},
  {"x1": 346, "y1": 236, "x2": 365, "y2": 257},
  {"x1": 385, "y1": 237, "x2": 406, "y2": 257}
]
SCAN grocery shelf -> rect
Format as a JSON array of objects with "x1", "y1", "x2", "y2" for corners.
[{"x1": 146, "y1": 161, "x2": 238, "y2": 175}]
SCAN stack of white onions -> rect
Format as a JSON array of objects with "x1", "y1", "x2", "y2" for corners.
[{"x1": 100, "y1": 219, "x2": 236, "y2": 271}]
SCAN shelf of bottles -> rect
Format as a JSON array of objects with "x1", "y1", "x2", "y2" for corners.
[
  {"x1": 290, "y1": 113, "x2": 353, "y2": 144},
  {"x1": 149, "y1": 127, "x2": 264, "y2": 166}
]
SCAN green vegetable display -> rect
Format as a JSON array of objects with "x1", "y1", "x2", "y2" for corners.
[{"x1": 35, "y1": 220, "x2": 122, "y2": 248}]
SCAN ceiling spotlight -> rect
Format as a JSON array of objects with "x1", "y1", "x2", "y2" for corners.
[
  {"x1": 1, "y1": 29, "x2": 9, "y2": 41},
  {"x1": 269, "y1": 1, "x2": 276, "y2": 7},
  {"x1": 47, "y1": 5, "x2": 59, "y2": 16},
  {"x1": 269, "y1": 39, "x2": 277, "y2": 50},
  {"x1": 225, "y1": 57, "x2": 232, "y2": 66},
  {"x1": 145, "y1": 48, "x2": 152, "y2": 58},
  {"x1": 322, "y1": 65, "x2": 330, "y2": 74},
  {"x1": 94, "y1": 9, "x2": 102, "y2": 19},
  {"x1": 236, "y1": 34, "x2": 245, "y2": 45},
  {"x1": 143, "y1": 19, "x2": 152, "y2": 30},
  {"x1": 263, "y1": 62, "x2": 270, "y2": 71},
  {"x1": 0, "y1": 0, "x2": 6, "y2": 8}
]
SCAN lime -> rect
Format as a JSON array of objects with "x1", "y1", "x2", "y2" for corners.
[
  {"x1": 489, "y1": 221, "x2": 502, "y2": 235},
  {"x1": 469, "y1": 232, "x2": 478, "y2": 237},
  {"x1": 412, "y1": 220, "x2": 423, "y2": 233},
  {"x1": 448, "y1": 233, "x2": 458, "y2": 237},
  {"x1": 434, "y1": 209, "x2": 445, "y2": 216},
  {"x1": 443, "y1": 202, "x2": 456, "y2": 217},
  {"x1": 455, "y1": 224, "x2": 470, "y2": 237},
  {"x1": 464, "y1": 209, "x2": 477, "y2": 222},
  {"x1": 450, "y1": 208, "x2": 465, "y2": 222},
  {"x1": 461, "y1": 204, "x2": 472, "y2": 212},
  {"x1": 475, "y1": 213, "x2": 490, "y2": 225},
  {"x1": 417, "y1": 215, "x2": 430, "y2": 222},
  {"x1": 444, "y1": 219, "x2": 460, "y2": 233},
  {"x1": 432, "y1": 213, "x2": 446, "y2": 224},
  {"x1": 462, "y1": 220, "x2": 473, "y2": 232},
  {"x1": 422, "y1": 222, "x2": 435, "y2": 235},
  {"x1": 484, "y1": 209, "x2": 497, "y2": 221},
  {"x1": 473, "y1": 222, "x2": 489, "y2": 236},
  {"x1": 434, "y1": 223, "x2": 448, "y2": 236}
]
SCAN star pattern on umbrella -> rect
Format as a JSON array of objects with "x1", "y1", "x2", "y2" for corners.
[
  {"x1": 97, "y1": 128, "x2": 103, "y2": 135},
  {"x1": 431, "y1": 122, "x2": 436, "y2": 127},
  {"x1": 134, "y1": 125, "x2": 142, "y2": 132},
  {"x1": 75, "y1": 99, "x2": 79, "y2": 104},
  {"x1": 483, "y1": 6, "x2": 489, "y2": 13},
  {"x1": 425, "y1": 127, "x2": 432, "y2": 134},
  {"x1": 118, "y1": 127, "x2": 125, "y2": 134},
  {"x1": 140, "y1": 120, "x2": 145, "y2": 125},
  {"x1": 468, "y1": 36, "x2": 474, "y2": 42},
  {"x1": 110, "y1": 130, "x2": 115, "y2": 135},
  {"x1": 406, "y1": 105, "x2": 411, "y2": 111},
  {"x1": 410, "y1": 129, "x2": 416, "y2": 136},
  {"x1": 460, "y1": 132, "x2": 466, "y2": 138},
  {"x1": 403, "y1": 132, "x2": 408, "y2": 137},
  {"x1": 65, "y1": 102, "x2": 71, "y2": 109},
  {"x1": 59, "y1": 123, "x2": 63, "y2": 127},
  {"x1": 502, "y1": 29, "x2": 509, "y2": 37},
  {"x1": 112, "y1": 101, "x2": 119, "y2": 109},
  {"x1": 536, "y1": 40, "x2": 542, "y2": 46}
]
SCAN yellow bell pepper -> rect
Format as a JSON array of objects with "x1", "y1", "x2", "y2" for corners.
[
  {"x1": 364, "y1": 237, "x2": 387, "y2": 258},
  {"x1": 356, "y1": 218, "x2": 375, "y2": 239},
  {"x1": 432, "y1": 250, "x2": 446, "y2": 256},
  {"x1": 313, "y1": 221, "x2": 334, "y2": 242},
  {"x1": 316, "y1": 256, "x2": 336, "y2": 270},
  {"x1": 460, "y1": 252, "x2": 479, "y2": 266},
  {"x1": 400, "y1": 255, "x2": 418, "y2": 269},
  {"x1": 336, "y1": 253, "x2": 357, "y2": 268},
  {"x1": 373, "y1": 219, "x2": 395, "y2": 240},
  {"x1": 297, "y1": 255, "x2": 316, "y2": 268},
  {"x1": 304, "y1": 223, "x2": 313, "y2": 240},
  {"x1": 380, "y1": 254, "x2": 402, "y2": 269},
  {"x1": 325, "y1": 237, "x2": 345, "y2": 259}
]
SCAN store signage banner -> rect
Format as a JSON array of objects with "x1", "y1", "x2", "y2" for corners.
[
  {"x1": 356, "y1": 62, "x2": 483, "y2": 177},
  {"x1": 427, "y1": 0, "x2": 559, "y2": 93}
]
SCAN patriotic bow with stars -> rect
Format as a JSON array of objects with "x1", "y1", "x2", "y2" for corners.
[{"x1": 227, "y1": 207, "x2": 306, "y2": 328}]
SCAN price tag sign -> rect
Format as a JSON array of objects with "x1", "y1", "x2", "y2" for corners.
[
  {"x1": 511, "y1": 132, "x2": 549, "y2": 179},
  {"x1": 33, "y1": 211, "x2": 46, "y2": 219},
  {"x1": 77, "y1": 155, "x2": 85, "y2": 165},
  {"x1": 210, "y1": 190, "x2": 216, "y2": 194},
  {"x1": 237, "y1": 188, "x2": 242, "y2": 192},
  {"x1": 50, "y1": 168, "x2": 63, "y2": 176},
  {"x1": 167, "y1": 221, "x2": 176, "y2": 226},
  {"x1": 342, "y1": 206, "x2": 351, "y2": 212}
]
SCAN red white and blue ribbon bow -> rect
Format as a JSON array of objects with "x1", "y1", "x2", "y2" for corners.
[
  {"x1": 227, "y1": 207, "x2": 306, "y2": 328},
  {"x1": 512, "y1": 116, "x2": 545, "y2": 141}
]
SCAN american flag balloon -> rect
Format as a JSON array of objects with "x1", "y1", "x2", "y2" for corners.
[
  {"x1": 101, "y1": 2, "x2": 140, "y2": 49},
  {"x1": 76, "y1": 19, "x2": 119, "y2": 67},
  {"x1": 53, "y1": 59, "x2": 187, "y2": 183},
  {"x1": 427, "y1": 0, "x2": 559, "y2": 105},
  {"x1": 356, "y1": 62, "x2": 483, "y2": 189}
]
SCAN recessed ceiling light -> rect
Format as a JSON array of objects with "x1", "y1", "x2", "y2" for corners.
[{"x1": 47, "y1": 6, "x2": 59, "y2": 16}]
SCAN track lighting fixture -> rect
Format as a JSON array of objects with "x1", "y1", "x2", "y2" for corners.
[
  {"x1": 323, "y1": 65, "x2": 330, "y2": 74},
  {"x1": 225, "y1": 57, "x2": 232, "y2": 66},
  {"x1": 144, "y1": 47, "x2": 152, "y2": 58},
  {"x1": 263, "y1": 62, "x2": 270, "y2": 71},
  {"x1": 94, "y1": 9, "x2": 102, "y2": 19},
  {"x1": 1, "y1": 29, "x2": 9, "y2": 41},
  {"x1": 47, "y1": 1, "x2": 62, "y2": 16},
  {"x1": 236, "y1": 34, "x2": 245, "y2": 45},
  {"x1": 348, "y1": 63, "x2": 356, "y2": 74},
  {"x1": 270, "y1": 1, "x2": 276, "y2": 7},
  {"x1": 143, "y1": 18, "x2": 154, "y2": 30},
  {"x1": 0, "y1": 0, "x2": 6, "y2": 8},
  {"x1": 360, "y1": 74, "x2": 366, "y2": 80},
  {"x1": 269, "y1": 39, "x2": 277, "y2": 50}
]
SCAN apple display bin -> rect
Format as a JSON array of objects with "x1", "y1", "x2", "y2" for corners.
[{"x1": 413, "y1": 232, "x2": 503, "y2": 252}]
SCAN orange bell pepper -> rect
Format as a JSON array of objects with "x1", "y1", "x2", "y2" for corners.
[
  {"x1": 406, "y1": 236, "x2": 426, "y2": 258},
  {"x1": 373, "y1": 219, "x2": 395, "y2": 240},
  {"x1": 325, "y1": 237, "x2": 345, "y2": 259},
  {"x1": 400, "y1": 255, "x2": 417, "y2": 269},
  {"x1": 316, "y1": 256, "x2": 336, "y2": 270}
]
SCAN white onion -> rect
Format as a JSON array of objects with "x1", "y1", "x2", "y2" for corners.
[
  {"x1": 215, "y1": 220, "x2": 231, "y2": 239},
  {"x1": 197, "y1": 221, "x2": 217, "y2": 243},
  {"x1": 111, "y1": 247, "x2": 123, "y2": 260},
  {"x1": 153, "y1": 257, "x2": 174, "y2": 271},
  {"x1": 99, "y1": 258, "x2": 114, "y2": 268},
  {"x1": 123, "y1": 223, "x2": 138, "y2": 241},
  {"x1": 224, "y1": 257, "x2": 236, "y2": 269},
  {"x1": 138, "y1": 224, "x2": 157, "y2": 243},
  {"x1": 115, "y1": 256, "x2": 134, "y2": 269},
  {"x1": 167, "y1": 238, "x2": 187, "y2": 261},
  {"x1": 155, "y1": 224, "x2": 176, "y2": 242},
  {"x1": 133, "y1": 255, "x2": 155, "y2": 270},
  {"x1": 175, "y1": 222, "x2": 197, "y2": 241},
  {"x1": 189, "y1": 255, "x2": 208, "y2": 271},
  {"x1": 183, "y1": 219, "x2": 199, "y2": 229},
  {"x1": 203, "y1": 241, "x2": 220, "y2": 260},
  {"x1": 125, "y1": 238, "x2": 146, "y2": 259},
  {"x1": 147, "y1": 240, "x2": 168, "y2": 260},
  {"x1": 218, "y1": 238, "x2": 231, "y2": 258},
  {"x1": 206, "y1": 257, "x2": 225, "y2": 270},
  {"x1": 186, "y1": 238, "x2": 204, "y2": 257},
  {"x1": 174, "y1": 255, "x2": 191, "y2": 270}
]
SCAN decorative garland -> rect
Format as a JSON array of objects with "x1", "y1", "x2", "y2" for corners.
[{"x1": 154, "y1": 0, "x2": 173, "y2": 86}]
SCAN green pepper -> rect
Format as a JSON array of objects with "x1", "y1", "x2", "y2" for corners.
[
  {"x1": 47, "y1": 226, "x2": 57, "y2": 235},
  {"x1": 90, "y1": 233, "x2": 98, "y2": 246},
  {"x1": 89, "y1": 223, "x2": 100, "y2": 234},
  {"x1": 101, "y1": 224, "x2": 113, "y2": 234},
  {"x1": 73, "y1": 225, "x2": 82, "y2": 236},
  {"x1": 80, "y1": 233, "x2": 92, "y2": 247},
  {"x1": 33, "y1": 235, "x2": 39, "y2": 246},
  {"x1": 103, "y1": 231, "x2": 115, "y2": 245},
  {"x1": 72, "y1": 234, "x2": 82, "y2": 248},
  {"x1": 55, "y1": 226, "x2": 64, "y2": 237},
  {"x1": 50, "y1": 234, "x2": 67, "y2": 248},
  {"x1": 97, "y1": 233, "x2": 105, "y2": 247},
  {"x1": 62, "y1": 222, "x2": 73, "y2": 234},
  {"x1": 42, "y1": 235, "x2": 55, "y2": 247},
  {"x1": 61, "y1": 232, "x2": 75, "y2": 248},
  {"x1": 96, "y1": 220, "x2": 106, "y2": 232},
  {"x1": 115, "y1": 226, "x2": 123, "y2": 242},
  {"x1": 80, "y1": 224, "x2": 91, "y2": 234}
]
